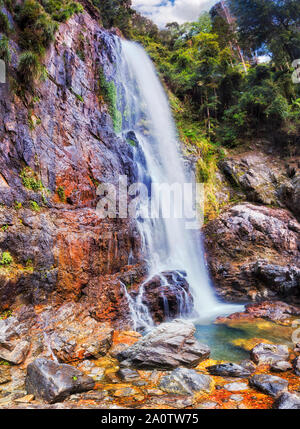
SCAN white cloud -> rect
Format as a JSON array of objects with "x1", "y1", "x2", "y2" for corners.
[{"x1": 132, "y1": 0, "x2": 217, "y2": 27}]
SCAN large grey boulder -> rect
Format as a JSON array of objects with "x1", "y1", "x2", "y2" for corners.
[
  {"x1": 249, "y1": 374, "x2": 288, "y2": 398},
  {"x1": 274, "y1": 392, "x2": 300, "y2": 409},
  {"x1": 159, "y1": 368, "x2": 213, "y2": 395},
  {"x1": 26, "y1": 358, "x2": 95, "y2": 403},
  {"x1": 250, "y1": 343, "x2": 289, "y2": 365},
  {"x1": 116, "y1": 319, "x2": 210, "y2": 369}
]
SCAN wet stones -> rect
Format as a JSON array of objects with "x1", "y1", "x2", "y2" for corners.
[
  {"x1": 223, "y1": 382, "x2": 248, "y2": 392},
  {"x1": 293, "y1": 356, "x2": 300, "y2": 376},
  {"x1": 159, "y1": 368, "x2": 213, "y2": 395},
  {"x1": 271, "y1": 361, "x2": 293, "y2": 373},
  {"x1": 116, "y1": 319, "x2": 210, "y2": 370},
  {"x1": 250, "y1": 343, "x2": 289, "y2": 365},
  {"x1": 25, "y1": 358, "x2": 95, "y2": 403},
  {"x1": 274, "y1": 392, "x2": 300, "y2": 409},
  {"x1": 249, "y1": 374, "x2": 288, "y2": 398},
  {"x1": 206, "y1": 363, "x2": 251, "y2": 378},
  {"x1": 141, "y1": 271, "x2": 194, "y2": 324}
]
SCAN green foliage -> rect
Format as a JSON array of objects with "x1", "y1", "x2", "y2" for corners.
[
  {"x1": 0, "y1": 251, "x2": 13, "y2": 265},
  {"x1": 41, "y1": 0, "x2": 83, "y2": 22},
  {"x1": 56, "y1": 186, "x2": 66, "y2": 202},
  {"x1": 0, "y1": 10, "x2": 10, "y2": 34},
  {"x1": 99, "y1": 68, "x2": 122, "y2": 133},
  {"x1": 92, "y1": 0, "x2": 133, "y2": 36},
  {"x1": 0, "y1": 35, "x2": 11, "y2": 63},
  {"x1": 16, "y1": 0, "x2": 58, "y2": 54},
  {"x1": 29, "y1": 200, "x2": 40, "y2": 211},
  {"x1": 20, "y1": 167, "x2": 44, "y2": 191},
  {"x1": 17, "y1": 51, "x2": 40, "y2": 89}
]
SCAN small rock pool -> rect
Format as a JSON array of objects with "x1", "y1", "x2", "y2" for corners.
[{"x1": 195, "y1": 318, "x2": 295, "y2": 362}]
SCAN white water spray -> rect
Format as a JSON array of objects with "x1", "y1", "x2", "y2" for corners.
[{"x1": 115, "y1": 40, "x2": 242, "y2": 328}]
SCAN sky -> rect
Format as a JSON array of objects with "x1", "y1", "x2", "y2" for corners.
[{"x1": 132, "y1": 0, "x2": 218, "y2": 27}]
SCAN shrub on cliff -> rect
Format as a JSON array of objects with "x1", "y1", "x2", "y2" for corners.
[
  {"x1": 0, "y1": 251, "x2": 13, "y2": 266},
  {"x1": 17, "y1": 51, "x2": 40, "y2": 89},
  {"x1": 0, "y1": 35, "x2": 11, "y2": 63},
  {"x1": 41, "y1": 0, "x2": 83, "y2": 22},
  {"x1": 16, "y1": 0, "x2": 58, "y2": 54},
  {"x1": 0, "y1": 10, "x2": 10, "y2": 35}
]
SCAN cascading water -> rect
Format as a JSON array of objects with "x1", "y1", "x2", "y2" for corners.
[{"x1": 112, "y1": 39, "x2": 241, "y2": 330}]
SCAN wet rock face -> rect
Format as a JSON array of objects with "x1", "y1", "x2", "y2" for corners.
[
  {"x1": 116, "y1": 319, "x2": 210, "y2": 370},
  {"x1": 204, "y1": 203, "x2": 300, "y2": 302},
  {"x1": 0, "y1": 12, "x2": 143, "y2": 321},
  {"x1": 140, "y1": 271, "x2": 194, "y2": 324},
  {"x1": 26, "y1": 358, "x2": 95, "y2": 403},
  {"x1": 217, "y1": 301, "x2": 300, "y2": 324},
  {"x1": 219, "y1": 154, "x2": 284, "y2": 206},
  {"x1": 44, "y1": 303, "x2": 113, "y2": 363},
  {"x1": 0, "y1": 317, "x2": 30, "y2": 365}
]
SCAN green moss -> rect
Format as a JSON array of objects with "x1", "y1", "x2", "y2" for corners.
[
  {"x1": 98, "y1": 68, "x2": 122, "y2": 133},
  {"x1": 29, "y1": 200, "x2": 40, "y2": 211},
  {"x1": 0, "y1": 251, "x2": 13, "y2": 265},
  {"x1": 20, "y1": 167, "x2": 44, "y2": 191},
  {"x1": 1, "y1": 224, "x2": 8, "y2": 232},
  {"x1": 0, "y1": 309, "x2": 12, "y2": 320},
  {"x1": 56, "y1": 186, "x2": 66, "y2": 202},
  {"x1": 14, "y1": 201, "x2": 22, "y2": 210},
  {"x1": 0, "y1": 35, "x2": 11, "y2": 64},
  {"x1": 0, "y1": 10, "x2": 10, "y2": 35}
]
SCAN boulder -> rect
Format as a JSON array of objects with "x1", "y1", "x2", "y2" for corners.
[
  {"x1": 206, "y1": 363, "x2": 251, "y2": 378},
  {"x1": 25, "y1": 358, "x2": 95, "y2": 403},
  {"x1": 45, "y1": 303, "x2": 113, "y2": 363},
  {"x1": 0, "y1": 317, "x2": 30, "y2": 365},
  {"x1": 116, "y1": 319, "x2": 210, "y2": 369},
  {"x1": 274, "y1": 392, "x2": 300, "y2": 409},
  {"x1": 271, "y1": 361, "x2": 293, "y2": 373},
  {"x1": 219, "y1": 154, "x2": 281, "y2": 205},
  {"x1": 159, "y1": 368, "x2": 213, "y2": 395},
  {"x1": 293, "y1": 356, "x2": 300, "y2": 376},
  {"x1": 204, "y1": 204, "x2": 300, "y2": 301},
  {"x1": 223, "y1": 382, "x2": 248, "y2": 392},
  {"x1": 250, "y1": 343, "x2": 289, "y2": 365},
  {"x1": 140, "y1": 271, "x2": 194, "y2": 324},
  {"x1": 249, "y1": 374, "x2": 288, "y2": 397}
]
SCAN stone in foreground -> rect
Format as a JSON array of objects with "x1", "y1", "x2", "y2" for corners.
[
  {"x1": 159, "y1": 368, "x2": 213, "y2": 395},
  {"x1": 274, "y1": 392, "x2": 300, "y2": 409},
  {"x1": 293, "y1": 356, "x2": 300, "y2": 376},
  {"x1": 26, "y1": 358, "x2": 95, "y2": 403},
  {"x1": 250, "y1": 343, "x2": 289, "y2": 365},
  {"x1": 206, "y1": 363, "x2": 251, "y2": 378},
  {"x1": 116, "y1": 319, "x2": 210, "y2": 369},
  {"x1": 249, "y1": 374, "x2": 288, "y2": 398},
  {"x1": 271, "y1": 361, "x2": 292, "y2": 373}
]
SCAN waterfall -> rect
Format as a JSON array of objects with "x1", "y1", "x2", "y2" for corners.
[{"x1": 112, "y1": 39, "x2": 241, "y2": 329}]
